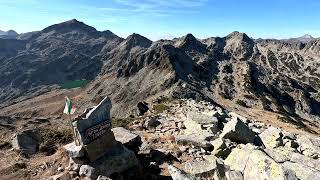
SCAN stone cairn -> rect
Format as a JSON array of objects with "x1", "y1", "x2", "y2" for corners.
[{"x1": 62, "y1": 97, "x2": 139, "y2": 179}]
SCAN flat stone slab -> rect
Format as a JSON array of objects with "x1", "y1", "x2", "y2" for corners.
[
  {"x1": 63, "y1": 142, "x2": 85, "y2": 158},
  {"x1": 111, "y1": 127, "x2": 141, "y2": 149}
]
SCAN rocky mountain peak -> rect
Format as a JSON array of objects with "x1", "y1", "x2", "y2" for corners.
[
  {"x1": 300, "y1": 34, "x2": 314, "y2": 39},
  {"x1": 226, "y1": 31, "x2": 252, "y2": 43},
  {"x1": 41, "y1": 19, "x2": 97, "y2": 34},
  {"x1": 0, "y1": 30, "x2": 19, "y2": 39},
  {"x1": 123, "y1": 33, "x2": 152, "y2": 48}
]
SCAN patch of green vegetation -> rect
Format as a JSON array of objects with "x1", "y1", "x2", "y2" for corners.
[
  {"x1": 236, "y1": 100, "x2": 249, "y2": 107},
  {"x1": 261, "y1": 96, "x2": 272, "y2": 111},
  {"x1": 112, "y1": 117, "x2": 135, "y2": 128},
  {"x1": 61, "y1": 79, "x2": 90, "y2": 89},
  {"x1": 153, "y1": 104, "x2": 170, "y2": 114},
  {"x1": 39, "y1": 127, "x2": 73, "y2": 155}
]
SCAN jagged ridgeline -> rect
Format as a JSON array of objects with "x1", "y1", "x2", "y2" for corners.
[{"x1": 0, "y1": 19, "x2": 319, "y2": 122}]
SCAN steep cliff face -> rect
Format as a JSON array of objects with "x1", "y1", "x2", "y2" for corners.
[{"x1": 0, "y1": 19, "x2": 319, "y2": 123}]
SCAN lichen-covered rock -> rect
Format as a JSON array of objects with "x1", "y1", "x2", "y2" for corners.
[
  {"x1": 210, "y1": 138, "x2": 233, "y2": 158},
  {"x1": 263, "y1": 147, "x2": 295, "y2": 163},
  {"x1": 220, "y1": 118, "x2": 256, "y2": 144},
  {"x1": 259, "y1": 127, "x2": 284, "y2": 149},
  {"x1": 296, "y1": 135, "x2": 320, "y2": 158},
  {"x1": 243, "y1": 150, "x2": 296, "y2": 180},
  {"x1": 282, "y1": 161, "x2": 319, "y2": 180},
  {"x1": 225, "y1": 144, "x2": 257, "y2": 172},
  {"x1": 185, "y1": 155, "x2": 227, "y2": 179},
  {"x1": 226, "y1": 170, "x2": 243, "y2": 180},
  {"x1": 290, "y1": 153, "x2": 320, "y2": 171},
  {"x1": 184, "y1": 111, "x2": 219, "y2": 135},
  {"x1": 175, "y1": 133, "x2": 214, "y2": 150},
  {"x1": 168, "y1": 165, "x2": 196, "y2": 180}
]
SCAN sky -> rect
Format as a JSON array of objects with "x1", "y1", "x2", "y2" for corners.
[{"x1": 1, "y1": 0, "x2": 320, "y2": 40}]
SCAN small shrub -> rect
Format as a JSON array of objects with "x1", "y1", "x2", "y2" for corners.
[
  {"x1": 236, "y1": 100, "x2": 249, "y2": 107},
  {"x1": 39, "y1": 127, "x2": 73, "y2": 155},
  {"x1": 153, "y1": 104, "x2": 170, "y2": 114}
]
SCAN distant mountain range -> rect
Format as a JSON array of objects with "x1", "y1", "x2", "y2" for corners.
[
  {"x1": 0, "y1": 19, "x2": 319, "y2": 132},
  {"x1": 0, "y1": 30, "x2": 18, "y2": 39},
  {"x1": 0, "y1": 27, "x2": 318, "y2": 42}
]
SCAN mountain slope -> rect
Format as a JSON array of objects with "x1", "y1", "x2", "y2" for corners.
[{"x1": 0, "y1": 19, "x2": 319, "y2": 133}]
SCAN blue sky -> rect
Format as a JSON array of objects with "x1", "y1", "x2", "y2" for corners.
[{"x1": 1, "y1": 0, "x2": 320, "y2": 40}]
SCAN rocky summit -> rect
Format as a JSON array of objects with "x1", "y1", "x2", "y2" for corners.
[{"x1": 0, "y1": 19, "x2": 320, "y2": 180}]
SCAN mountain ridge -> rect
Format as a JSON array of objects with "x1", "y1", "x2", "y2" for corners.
[{"x1": 0, "y1": 19, "x2": 319, "y2": 134}]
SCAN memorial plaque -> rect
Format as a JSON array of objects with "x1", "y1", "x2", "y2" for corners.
[{"x1": 72, "y1": 96, "x2": 116, "y2": 161}]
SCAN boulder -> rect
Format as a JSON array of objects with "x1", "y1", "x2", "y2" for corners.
[
  {"x1": 226, "y1": 170, "x2": 243, "y2": 180},
  {"x1": 79, "y1": 165, "x2": 96, "y2": 179},
  {"x1": 144, "y1": 117, "x2": 161, "y2": 129},
  {"x1": 220, "y1": 118, "x2": 256, "y2": 144},
  {"x1": 296, "y1": 135, "x2": 320, "y2": 158},
  {"x1": 11, "y1": 129, "x2": 40, "y2": 154},
  {"x1": 168, "y1": 165, "x2": 196, "y2": 180},
  {"x1": 79, "y1": 142, "x2": 139, "y2": 179},
  {"x1": 290, "y1": 153, "x2": 320, "y2": 171},
  {"x1": 184, "y1": 111, "x2": 219, "y2": 135},
  {"x1": 184, "y1": 156, "x2": 227, "y2": 179},
  {"x1": 137, "y1": 102, "x2": 149, "y2": 116},
  {"x1": 210, "y1": 138, "x2": 234, "y2": 158},
  {"x1": 282, "y1": 161, "x2": 319, "y2": 180},
  {"x1": 259, "y1": 127, "x2": 284, "y2": 149},
  {"x1": 66, "y1": 157, "x2": 85, "y2": 171},
  {"x1": 63, "y1": 142, "x2": 85, "y2": 158},
  {"x1": 225, "y1": 144, "x2": 256, "y2": 172},
  {"x1": 263, "y1": 146, "x2": 295, "y2": 163},
  {"x1": 175, "y1": 133, "x2": 214, "y2": 150},
  {"x1": 243, "y1": 149, "x2": 297, "y2": 180},
  {"x1": 111, "y1": 127, "x2": 141, "y2": 150}
]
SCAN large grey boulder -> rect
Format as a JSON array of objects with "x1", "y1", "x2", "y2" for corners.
[
  {"x1": 259, "y1": 127, "x2": 284, "y2": 149},
  {"x1": 225, "y1": 170, "x2": 243, "y2": 180},
  {"x1": 243, "y1": 149, "x2": 297, "y2": 180},
  {"x1": 220, "y1": 118, "x2": 256, "y2": 144},
  {"x1": 11, "y1": 129, "x2": 40, "y2": 154},
  {"x1": 296, "y1": 135, "x2": 320, "y2": 158},
  {"x1": 175, "y1": 133, "x2": 214, "y2": 150},
  {"x1": 210, "y1": 138, "x2": 234, "y2": 158},
  {"x1": 184, "y1": 155, "x2": 227, "y2": 179},
  {"x1": 137, "y1": 101, "x2": 149, "y2": 116},
  {"x1": 225, "y1": 144, "x2": 257, "y2": 172},
  {"x1": 63, "y1": 142, "x2": 85, "y2": 158},
  {"x1": 79, "y1": 142, "x2": 139, "y2": 179},
  {"x1": 168, "y1": 165, "x2": 196, "y2": 180},
  {"x1": 282, "y1": 161, "x2": 319, "y2": 180},
  {"x1": 184, "y1": 111, "x2": 219, "y2": 135},
  {"x1": 144, "y1": 116, "x2": 161, "y2": 129},
  {"x1": 111, "y1": 127, "x2": 141, "y2": 150},
  {"x1": 263, "y1": 147, "x2": 294, "y2": 163},
  {"x1": 290, "y1": 153, "x2": 320, "y2": 171}
]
